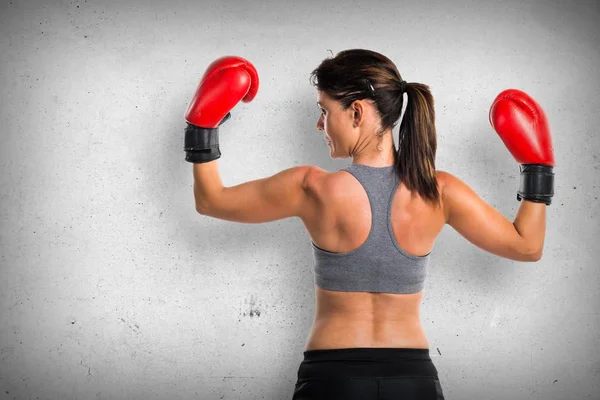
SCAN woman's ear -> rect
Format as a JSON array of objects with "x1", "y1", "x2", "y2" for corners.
[{"x1": 351, "y1": 100, "x2": 364, "y2": 128}]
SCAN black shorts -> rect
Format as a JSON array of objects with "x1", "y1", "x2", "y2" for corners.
[{"x1": 292, "y1": 348, "x2": 444, "y2": 400}]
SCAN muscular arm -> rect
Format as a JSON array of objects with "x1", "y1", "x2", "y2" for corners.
[{"x1": 440, "y1": 171, "x2": 546, "y2": 261}]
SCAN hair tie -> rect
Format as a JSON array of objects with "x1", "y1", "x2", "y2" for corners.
[{"x1": 399, "y1": 80, "x2": 408, "y2": 93}]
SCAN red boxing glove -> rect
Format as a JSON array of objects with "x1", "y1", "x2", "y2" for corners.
[
  {"x1": 183, "y1": 56, "x2": 259, "y2": 163},
  {"x1": 489, "y1": 89, "x2": 555, "y2": 205}
]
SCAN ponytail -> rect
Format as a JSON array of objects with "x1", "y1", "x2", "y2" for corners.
[{"x1": 395, "y1": 82, "x2": 440, "y2": 206}]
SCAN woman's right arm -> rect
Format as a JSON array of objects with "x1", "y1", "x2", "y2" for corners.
[{"x1": 439, "y1": 171, "x2": 547, "y2": 262}]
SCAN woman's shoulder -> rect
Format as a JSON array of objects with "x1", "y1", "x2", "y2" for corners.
[
  {"x1": 434, "y1": 169, "x2": 451, "y2": 190},
  {"x1": 304, "y1": 166, "x2": 356, "y2": 200},
  {"x1": 435, "y1": 170, "x2": 465, "y2": 196},
  {"x1": 305, "y1": 166, "x2": 335, "y2": 193}
]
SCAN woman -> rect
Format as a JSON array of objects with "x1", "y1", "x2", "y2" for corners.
[{"x1": 184, "y1": 50, "x2": 554, "y2": 400}]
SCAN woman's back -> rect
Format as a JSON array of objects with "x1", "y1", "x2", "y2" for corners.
[{"x1": 300, "y1": 165, "x2": 449, "y2": 351}]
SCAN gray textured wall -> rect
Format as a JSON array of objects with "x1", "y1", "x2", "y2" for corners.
[{"x1": 1, "y1": 0, "x2": 598, "y2": 399}]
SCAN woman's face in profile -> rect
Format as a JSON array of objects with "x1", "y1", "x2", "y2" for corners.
[{"x1": 316, "y1": 91, "x2": 348, "y2": 158}]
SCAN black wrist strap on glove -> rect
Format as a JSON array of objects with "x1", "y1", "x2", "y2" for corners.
[
  {"x1": 517, "y1": 164, "x2": 554, "y2": 206},
  {"x1": 184, "y1": 113, "x2": 231, "y2": 164}
]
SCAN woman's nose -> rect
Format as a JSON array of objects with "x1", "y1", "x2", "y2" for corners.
[{"x1": 316, "y1": 116, "x2": 324, "y2": 131}]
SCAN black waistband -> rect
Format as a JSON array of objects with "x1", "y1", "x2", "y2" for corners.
[
  {"x1": 298, "y1": 348, "x2": 438, "y2": 379},
  {"x1": 303, "y1": 347, "x2": 431, "y2": 360}
]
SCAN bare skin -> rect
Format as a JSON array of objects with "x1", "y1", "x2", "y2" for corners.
[{"x1": 301, "y1": 91, "x2": 546, "y2": 351}]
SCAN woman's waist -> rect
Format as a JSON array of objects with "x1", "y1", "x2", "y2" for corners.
[
  {"x1": 312, "y1": 312, "x2": 425, "y2": 333},
  {"x1": 306, "y1": 315, "x2": 429, "y2": 350}
]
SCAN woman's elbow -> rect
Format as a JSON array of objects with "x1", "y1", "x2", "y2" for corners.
[{"x1": 524, "y1": 247, "x2": 543, "y2": 262}]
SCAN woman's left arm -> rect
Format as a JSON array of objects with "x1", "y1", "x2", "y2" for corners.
[{"x1": 193, "y1": 160, "x2": 314, "y2": 224}]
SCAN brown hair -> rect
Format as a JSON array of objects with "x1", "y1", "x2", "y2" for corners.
[{"x1": 309, "y1": 49, "x2": 440, "y2": 206}]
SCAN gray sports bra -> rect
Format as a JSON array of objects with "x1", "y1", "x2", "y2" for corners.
[{"x1": 312, "y1": 164, "x2": 431, "y2": 294}]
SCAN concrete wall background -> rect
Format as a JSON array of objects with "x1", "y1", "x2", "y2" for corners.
[{"x1": 1, "y1": 0, "x2": 599, "y2": 399}]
